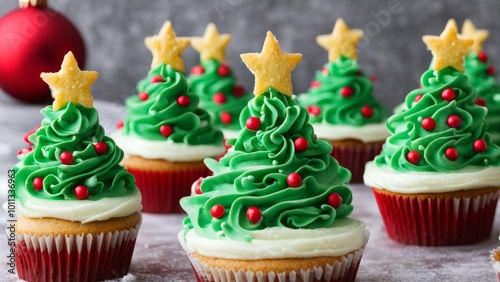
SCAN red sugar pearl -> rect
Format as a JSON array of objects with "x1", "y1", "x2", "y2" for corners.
[
  {"x1": 340, "y1": 86, "x2": 354, "y2": 98},
  {"x1": 220, "y1": 112, "x2": 232, "y2": 124},
  {"x1": 93, "y1": 142, "x2": 108, "y2": 155},
  {"x1": 160, "y1": 125, "x2": 173, "y2": 137},
  {"x1": 116, "y1": 120, "x2": 124, "y2": 129},
  {"x1": 370, "y1": 75, "x2": 377, "y2": 82},
  {"x1": 475, "y1": 98, "x2": 487, "y2": 107},
  {"x1": 406, "y1": 151, "x2": 421, "y2": 164},
  {"x1": 414, "y1": 94, "x2": 423, "y2": 102},
  {"x1": 445, "y1": 148, "x2": 458, "y2": 161},
  {"x1": 321, "y1": 67, "x2": 329, "y2": 75},
  {"x1": 307, "y1": 106, "x2": 321, "y2": 116},
  {"x1": 74, "y1": 185, "x2": 89, "y2": 200},
  {"x1": 473, "y1": 139, "x2": 487, "y2": 152},
  {"x1": 361, "y1": 106, "x2": 373, "y2": 118},
  {"x1": 487, "y1": 66, "x2": 495, "y2": 76},
  {"x1": 421, "y1": 117, "x2": 436, "y2": 131},
  {"x1": 232, "y1": 86, "x2": 245, "y2": 97},
  {"x1": 328, "y1": 193, "x2": 342, "y2": 209},
  {"x1": 478, "y1": 52, "x2": 488, "y2": 63},
  {"x1": 441, "y1": 88, "x2": 455, "y2": 101},
  {"x1": 151, "y1": 75, "x2": 164, "y2": 83},
  {"x1": 33, "y1": 177, "x2": 43, "y2": 191},
  {"x1": 213, "y1": 93, "x2": 227, "y2": 105},
  {"x1": 246, "y1": 206, "x2": 261, "y2": 224},
  {"x1": 191, "y1": 65, "x2": 205, "y2": 75},
  {"x1": 218, "y1": 65, "x2": 230, "y2": 77},
  {"x1": 138, "y1": 92, "x2": 149, "y2": 101},
  {"x1": 60, "y1": 151, "x2": 74, "y2": 165},
  {"x1": 446, "y1": 115, "x2": 462, "y2": 128},
  {"x1": 210, "y1": 205, "x2": 225, "y2": 218},
  {"x1": 287, "y1": 173, "x2": 302, "y2": 187},
  {"x1": 310, "y1": 81, "x2": 321, "y2": 88},
  {"x1": 294, "y1": 137, "x2": 308, "y2": 152},
  {"x1": 246, "y1": 117, "x2": 261, "y2": 131},
  {"x1": 194, "y1": 177, "x2": 203, "y2": 195},
  {"x1": 17, "y1": 147, "x2": 32, "y2": 156},
  {"x1": 177, "y1": 95, "x2": 191, "y2": 107}
]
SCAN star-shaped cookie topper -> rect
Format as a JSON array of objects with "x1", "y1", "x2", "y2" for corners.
[
  {"x1": 316, "y1": 18, "x2": 363, "y2": 62},
  {"x1": 422, "y1": 25, "x2": 473, "y2": 72},
  {"x1": 240, "y1": 31, "x2": 302, "y2": 97},
  {"x1": 443, "y1": 19, "x2": 458, "y2": 35},
  {"x1": 191, "y1": 23, "x2": 231, "y2": 63},
  {"x1": 461, "y1": 19, "x2": 489, "y2": 53},
  {"x1": 145, "y1": 21, "x2": 190, "y2": 72},
  {"x1": 41, "y1": 51, "x2": 98, "y2": 111}
]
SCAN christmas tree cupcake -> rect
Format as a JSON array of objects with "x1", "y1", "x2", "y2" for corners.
[
  {"x1": 12, "y1": 52, "x2": 142, "y2": 282},
  {"x1": 189, "y1": 23, "x2": 252, "y2": 142},
  {"x1": 364, "y1": 25, "x2": 500, "y2": 246},
  {"x1": 461, "y1": 19, "x2": 500, "y2": 145},
  {"x1": 112, "y1": 21, "x2": 225, "y2": 214},
  {"x1": 179, "y1": 32, "x2": 369, "y2": 282},
  {"x1": 298, "y1": 19, "x2": 388, "y2": 183}
]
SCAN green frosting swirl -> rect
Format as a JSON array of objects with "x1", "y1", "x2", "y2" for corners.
[
  {"x1": 375, "y1": 67, "x2": 500, "y2": 172},
  {"x1": 124, "y1": 63, "x2": 223, "y2": 145},
  {"x1": 14, "y1": 103, "x2": 137, "y2": 200},
  {"x1": 464, "y1": 52, "x2": 500, "y2": 145},
  {"x1": 181, "y1": 88, "x2": 353, "y2": 242},
  {"x1": 188, "y1": 59, "x2": 252, "y2": 132},
  {"x1": 298, "y1": 56, "x2": 387, "y2": 126}
]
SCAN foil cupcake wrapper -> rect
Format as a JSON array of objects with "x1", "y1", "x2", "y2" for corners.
[
  {"x1": 128, "y1": 166, "x2": 210, "y2": 214},
  {"x1": 372, "y1": 188, "x2": 499, "y2": 246},
  {"x1": 178, "y1": 230, "x2": 369, "y2": 282},
  {"x1": 331, "y1": 143, "x2": 382, "y2": 183},
  {"x1": 15, "y1": 224, "x2": 140, "y2": 282}
]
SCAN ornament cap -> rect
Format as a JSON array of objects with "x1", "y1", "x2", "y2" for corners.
[{"x1": 20, "y1": 0, "x2": 47, "y2": 8}]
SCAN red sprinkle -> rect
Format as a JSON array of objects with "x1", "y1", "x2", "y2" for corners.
[
  {"x1": 406, "y1": 151, "x2": 421, "y2": 164},
  {"x1": 287, "y1": 173, "x2": 302, "y2": 187},
  {"x1": 210, "y1": 205, "x2": 225, "y2": 218},
  {"x1": 328, "y1": 193, "x2": 342, "y2": 209},
  {"x1": 74, "y1": 185, "x2": 89, "y2": 200},
  {"x1": 246, "y1": 117, "x2": 261, "y2": 131},
  {"x1": 246, "y1": 206, "x2": 261, "y2": 224}
]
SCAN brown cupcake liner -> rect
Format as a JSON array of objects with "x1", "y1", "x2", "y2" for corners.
[
  {"x1": 372, "y1": 188, "x2": 499, "y2": 246},
  {"x1": 331, "y1": 143, "x2": 383, "y2": 183},
  {"x1": 128, "y1": 166, "x2": 210, "y2": 214},
  {"x1": 15, "y1": 224, "x2": 140, "y2": 282}
]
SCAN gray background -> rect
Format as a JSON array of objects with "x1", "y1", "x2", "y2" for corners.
[{"x1": 0, "y1": 0, "x2": 500, "y2": 111}]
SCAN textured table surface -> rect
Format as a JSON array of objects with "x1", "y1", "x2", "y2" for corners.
[{"x1": 1, "y1": 96, "x2": 499, "y2": 281}]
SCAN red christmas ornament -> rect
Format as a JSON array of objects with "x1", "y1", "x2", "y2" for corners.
[
  {"x1": 361, "y1": 106, "x2": 373, "y2": 118},
  {"x1": 194, "y1": 177, "x2": 203, "y2": 195},
  {"x1": 210, "y1": 205, "x2": 225, "y2": 218},
  {"x1": 33, "y1": 177, "x2": 43, "y2": 191},
  {"x1": 151, "y1": 75, "x2": 164, "y2": 83},
  {"x1": 340, "y1": 86, "x2": 354, "y2": 98},
  {"x1": 321, "y1": 67, "x2": 329, "y2": 75},
  {"x1": 60, "y1": 151, "x2": 73, "y2": 165},
  {"x1": 475, "y1": 98, "x2": 487, "y2": 107},
  {"x1": 445, "y1": 148, "x2": 458, "y2": 161},
  {"x1": 160, "y1": 125, "x2": 173, "y2": 137},
  {"x1": 116, "y1": 120, "x2": 124, "y2": 129},
  {"x1": 487, "y1": 66, "x2": 495, "y2": 76},
  {"x1": 446, "y1": 115, "x2": 461, "y2": 128},
  {"x1": 287, "y1": 173, "x2": 302, "y2": 187},
  {"x1": 93, "y1": 142, "x2": 108, "y2": 155},
  {"x1": 177, "y1": 95, "x2": 191, "y2": 107},
  {"x1": 218, "y1": 65, "x2": 230, "y2": 77},
  {"x1": 232, "y1": 85, "x2": 245, "y2": 97},
  {"x1": 421, "y1": 117, "x2": 436, "y2": 131},
  {"x1": 406, "y1": 151, "x2": 420, "y2": 164},
  {"x1": 138, "y1": 92, "x2": 149, "y2": 101},
  {"x1": 310, "y1": 81, "x2": 321, "y2": 88},
  {"x1": 478, "y1": 52, "x2": 488, "y2": 63},
  {"x1": 74, "y1": 185, "x2": 89, "y2": 200},
  {"x1": 220, "y1": 112, "x2": 232, "y2": 124},
  {"x1": 414, "y1": 94, "x2": 423, "y2": 102},
  {"x1": 441, "y1": 88, "x2": 455, "y2": 101},
  {"x1": 0, "y1": 0, "x2": 85, "y2": 103},
  {"x1": 191, "y1": 65, "x2": 205, "y2": 75},
  {"x1": 327, "y1": 193, "x2": 342, "y2": 209},
  {"x1": 306, "y1": 105, "x2": 321, "y2": 116},
  {"x1": 473, "y1": 139, "x2": 487, "y2": 152},
  {"x1": 294, "y1": 137, "x2": 308, "y2": 152},
  {"x1": 246, "y1": 117, "x2": 261, "y2": 131},
  {"x1": 213, "y1": 93, "x2": 227, "y2": 104},
  {"x1": 246, "y1": 206, "x2": 261, "y2": 224}
]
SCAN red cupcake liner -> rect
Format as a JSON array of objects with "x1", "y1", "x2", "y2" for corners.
[
  {"x1": 128, "y1": 165, "x2": 210, "y2": 214},
  {"x1": 372, "y1": 188, "x2": 499, "y2": 246},
  {"x1": 15, "y1": 225, "x2": 140, "y2": 282},
  {"x1": 331, "y1": 143, "x2": 382, "y2": 183}
]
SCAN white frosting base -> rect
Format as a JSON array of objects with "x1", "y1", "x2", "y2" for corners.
[
  {"x1": 111, "y1": 130, "x2": 226, "y2": 162},
  {"x1": 221, "y1": 128, "x2": 240, "y2": 140},
  {"x1": 312, "y1": 122, "x2": 389, "y2": 143},
  {"x1": 184, "y1": 218, "x2": 366, "y2": 260},
  {"x1": 364, "y1": 161, "x2": 500, "y2": 193},
  {"x1": 17, "y1": 191, "x2": 142, "y2": 224}
]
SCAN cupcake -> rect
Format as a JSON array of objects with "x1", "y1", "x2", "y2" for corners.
[
  {"x1": 364, "y1": 25, "x2": 500, "y2": 246},
  {"x1": 12, "y1": 52, "x2": 142, "y2": 281},
  {"x1": 298, "y1": 18, "x2": 388, "y2": 183},
  {"x1": 189, "y1": 23, "x2": 252, "y2": 145},
  {"x1": 179, "y1": 32, "x2": 369, "y2": 282},
  {"x1": 491, "y1": 238, "x2": 500, "y2": 281},
  {"x1": 112, "y1": 21, "x2": 225, "y2": 214},
  {"x1": 461, "y1": 19, "x2": 500, "y2": 146}
]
